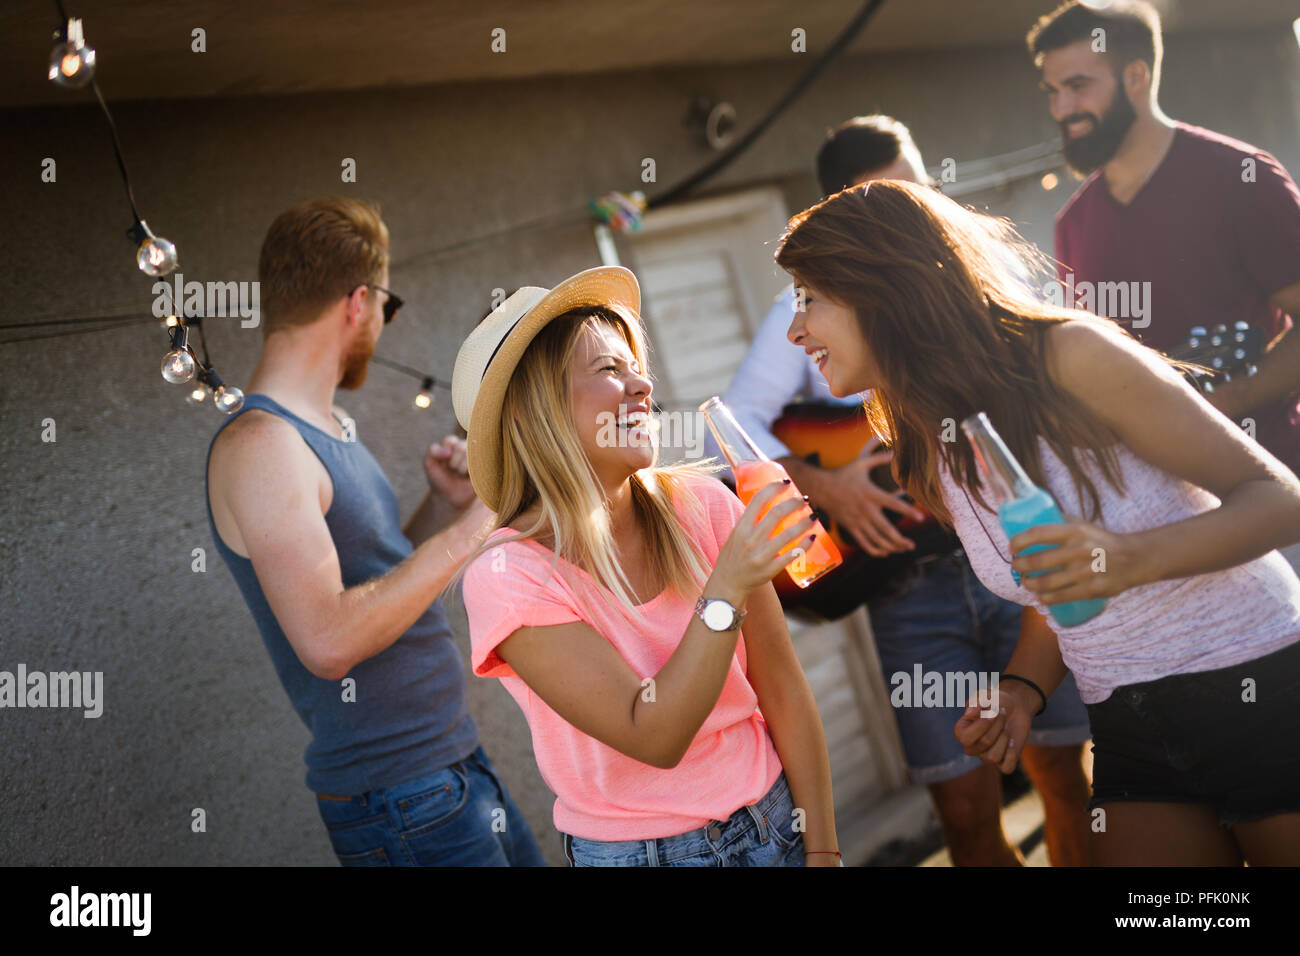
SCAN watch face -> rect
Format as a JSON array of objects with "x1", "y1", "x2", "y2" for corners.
[{"x1": 703, "y1": 600, "x2": 733, "y2": 630}]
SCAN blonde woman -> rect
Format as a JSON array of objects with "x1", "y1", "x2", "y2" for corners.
[{"x1": 448, "y1": 267, "x2": 839, "y2": 867}]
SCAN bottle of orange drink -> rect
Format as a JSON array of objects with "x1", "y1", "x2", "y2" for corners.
[{"x1": 700, "y1": 396, "x2": 842, "y2": 588}]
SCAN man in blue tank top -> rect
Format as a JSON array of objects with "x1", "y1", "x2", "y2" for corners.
[{"x1": 205, "y1": 197, "x2": 545, "y2": 866}]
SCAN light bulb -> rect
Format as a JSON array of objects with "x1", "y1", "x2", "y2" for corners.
[
  {"x1": 48, "y1": 19, "x2": 95, "y2": 89},
  {"x1": 414, "y1": 376, "x2": 434, "y2": 409},
  {"x1": 137, "y1": 236, "x2": 178, "y2": 277},
  {"x1": 162, "y1": 348, "x2": 196, "y2": 384},
  {"x1": 185, "y1": 382, "x2": 212, "y2": 406},
  {"x1": 214, "y1": 384, "x2": 244, "y2": 414}
]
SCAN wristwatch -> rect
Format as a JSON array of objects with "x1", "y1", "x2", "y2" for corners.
[{"x1": 694, "y1": 595, "x2": 746, "y2": 632}]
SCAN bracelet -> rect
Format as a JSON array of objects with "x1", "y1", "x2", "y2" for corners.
[
  {"x1": 1000, "y1": 673, "x2": 1047, "y2": 716},
  {"x1": 805, "y1": 850, "x2": 842, "y2": 858}
]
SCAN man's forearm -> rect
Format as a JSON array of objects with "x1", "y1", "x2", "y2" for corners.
[
  {"x1": 317, "y1": 518, "x2": 486, "y2": 679},
  {"x1": 403, "y1": 489, "x2": 443, "y2": 546}
]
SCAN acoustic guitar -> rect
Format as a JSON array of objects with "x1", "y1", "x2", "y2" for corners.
[{"x1": 1167, "y1": 322, "x2": 1264, "y2": 396}]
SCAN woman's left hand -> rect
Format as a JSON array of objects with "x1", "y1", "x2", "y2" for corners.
[{"x1": 1009, "y1": 519, "x2": 1150, "y2": 604}]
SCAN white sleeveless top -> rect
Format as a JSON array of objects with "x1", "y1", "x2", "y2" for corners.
[{"x1": 937, "y1": 437, "x2": 1300, "y2": 704}]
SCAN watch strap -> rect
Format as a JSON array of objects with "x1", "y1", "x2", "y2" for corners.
[{"x1": 694, "y1": 595, "x2": 746, "y2": 632}]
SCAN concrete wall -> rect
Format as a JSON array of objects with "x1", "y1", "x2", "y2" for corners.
[{"x1": 1, "y1": 25, "x2": 1296, "y2": 865}]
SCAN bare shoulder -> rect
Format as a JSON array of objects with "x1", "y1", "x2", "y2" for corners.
[
  {"x1": 208, "y1": 410, "x2": 330, "y2": 555},
  {"x1": 209, "y1": 410, "x2": 324, "y2": 504},
  {"x1": 210, "y1": 408, "x2": 300, "y2": 470},
  {"x1": 1043, "y1": 319, "x2": 1179, "y2": 405}
]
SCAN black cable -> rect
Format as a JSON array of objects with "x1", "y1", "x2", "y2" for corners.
[
  {"x1": 0, "y1": 315, "x2": 160, "y2": 346},
  {"x1": 195, "y1": 318, "x2": 212, "y2": 368},
  {"x1": 0, "y1": 310, "x2": 145, "y2": 330},
  {"x1": 370, "y1": 354, "x2": 450, "y2": 387},
  {"x1": 387, "y1": 208, "x2": 591, "y2": 274},
  {"x1": 22, "y1": 2, "x2": 884, "y2": 377},
  {"x1": 51, "y1": 0, "x2": 145, "y2": 224},
  {"x1": 649, "y1": 0, "x2": 888, "y2": 209},
  {"x1": 89, "y1": 77, "x2": 143, "y2": 224}
]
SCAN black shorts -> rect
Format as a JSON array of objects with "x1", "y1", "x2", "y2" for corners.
[{"x1": 1086, "y1": 638, "x2": 1300, "y2": 826}]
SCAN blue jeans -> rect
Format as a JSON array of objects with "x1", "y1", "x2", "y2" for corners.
[
  {"x1": 869, "y1": 549, "x2": 1092, "y2": 785},
  {"x1": 315, "y1": 745, "x2": 546, "y2": 866},
  {"x1": 561, "y1": 772, "x2": 806, "y2": 867}
]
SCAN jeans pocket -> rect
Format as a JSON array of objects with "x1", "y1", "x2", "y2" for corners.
[
  {"x1": 563, "y1": 833, "x2": 598, "y2": 867},
  {"x1": 761, "y1": 778, "x2": 803, "y2": 851},
  {"x1": 396, "y1": 763, "x2": 471, "y2": 837},
  {"x1": 318, "y1": 810, "x2": 392, "y2": 867},
  {"x1": 336, "y1": 845, "x2": 391, "y2": 866},
  {"x1": 767, "y1": 812, "x2": 802, "y2": 850}
]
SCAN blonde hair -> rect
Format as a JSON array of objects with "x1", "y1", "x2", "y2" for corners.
[{"x1": 445, "y1": 304, "x2": 727, "y2": 625}]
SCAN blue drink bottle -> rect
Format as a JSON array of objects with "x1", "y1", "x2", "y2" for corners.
[{"x1": 961, "y1": 412, "x2": 1105, "y2": 627}]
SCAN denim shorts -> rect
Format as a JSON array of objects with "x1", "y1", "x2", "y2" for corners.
[
  {"x1": 315, "y1": 745, "x2": 547, "y2": 866},
  {"x1": 868, "y1": 549, "x2": 1092, "y2": 785},
  {"x1": 1086, "y1": 638, "x2": 1300, "y2": 825},
  {"x1": 561, "y1": 772, "x2": 806, "y2": 867}
]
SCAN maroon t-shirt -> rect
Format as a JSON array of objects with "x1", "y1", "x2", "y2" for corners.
[{"x1": 1055, "y1": 122, "x2": 1300, "y2": 474}]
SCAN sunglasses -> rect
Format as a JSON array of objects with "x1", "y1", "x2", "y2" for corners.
[{"x1": 351, "y1": 283, "x2": 404, "y2": 324}]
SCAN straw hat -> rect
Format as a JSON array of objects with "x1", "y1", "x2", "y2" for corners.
[{"x1": 451, "y1": 266, "x2": 641, "y2": 511}]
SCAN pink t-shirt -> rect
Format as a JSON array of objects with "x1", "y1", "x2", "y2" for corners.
[{"x1": 461, "y1": 474, "x2": 783, "y2": 841}]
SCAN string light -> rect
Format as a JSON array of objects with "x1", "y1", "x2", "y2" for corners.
[
  {"x1": 185, "y1": 381, "x2": 213, "y2": 406},
  {"x1": 368, "y1": 356, "x2": 452, "y2": 409},
  {"x1": 127, "y1": 220, "x2": 179, "y2": 277},
  {"x1": 160, "y1": 323, "x2": 197, "y2": 384},
  {"x1": 28, "y1": 0, "x2": 888, "y2": 417},
  {"x1": 414, "y1": 376, "x2": 435, "y2": 409},
  {"x1": 47, "y1": 17, "x2": 95, "y2": 88},
  {"x1": 201, "y1": 365, "x2": 245, "y2": 414},
  {"x1": 46, "y1": 8, "x2": 182, "y2": 279},
  {"x1": 42, "y1": 4, "x2": 241, "y2": 412}
]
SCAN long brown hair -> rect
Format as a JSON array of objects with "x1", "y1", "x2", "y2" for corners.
[{"x1": 774, "y1": 179, "x2": 1174, "y2": 525}]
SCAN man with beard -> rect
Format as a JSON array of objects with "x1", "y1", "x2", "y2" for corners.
[
  {"x1": 1029, "y1": 1, "x2": 1300, "y2": 480},
  {"x1": 205, "y1": 197, "x2": 546, "y2": 865}
]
